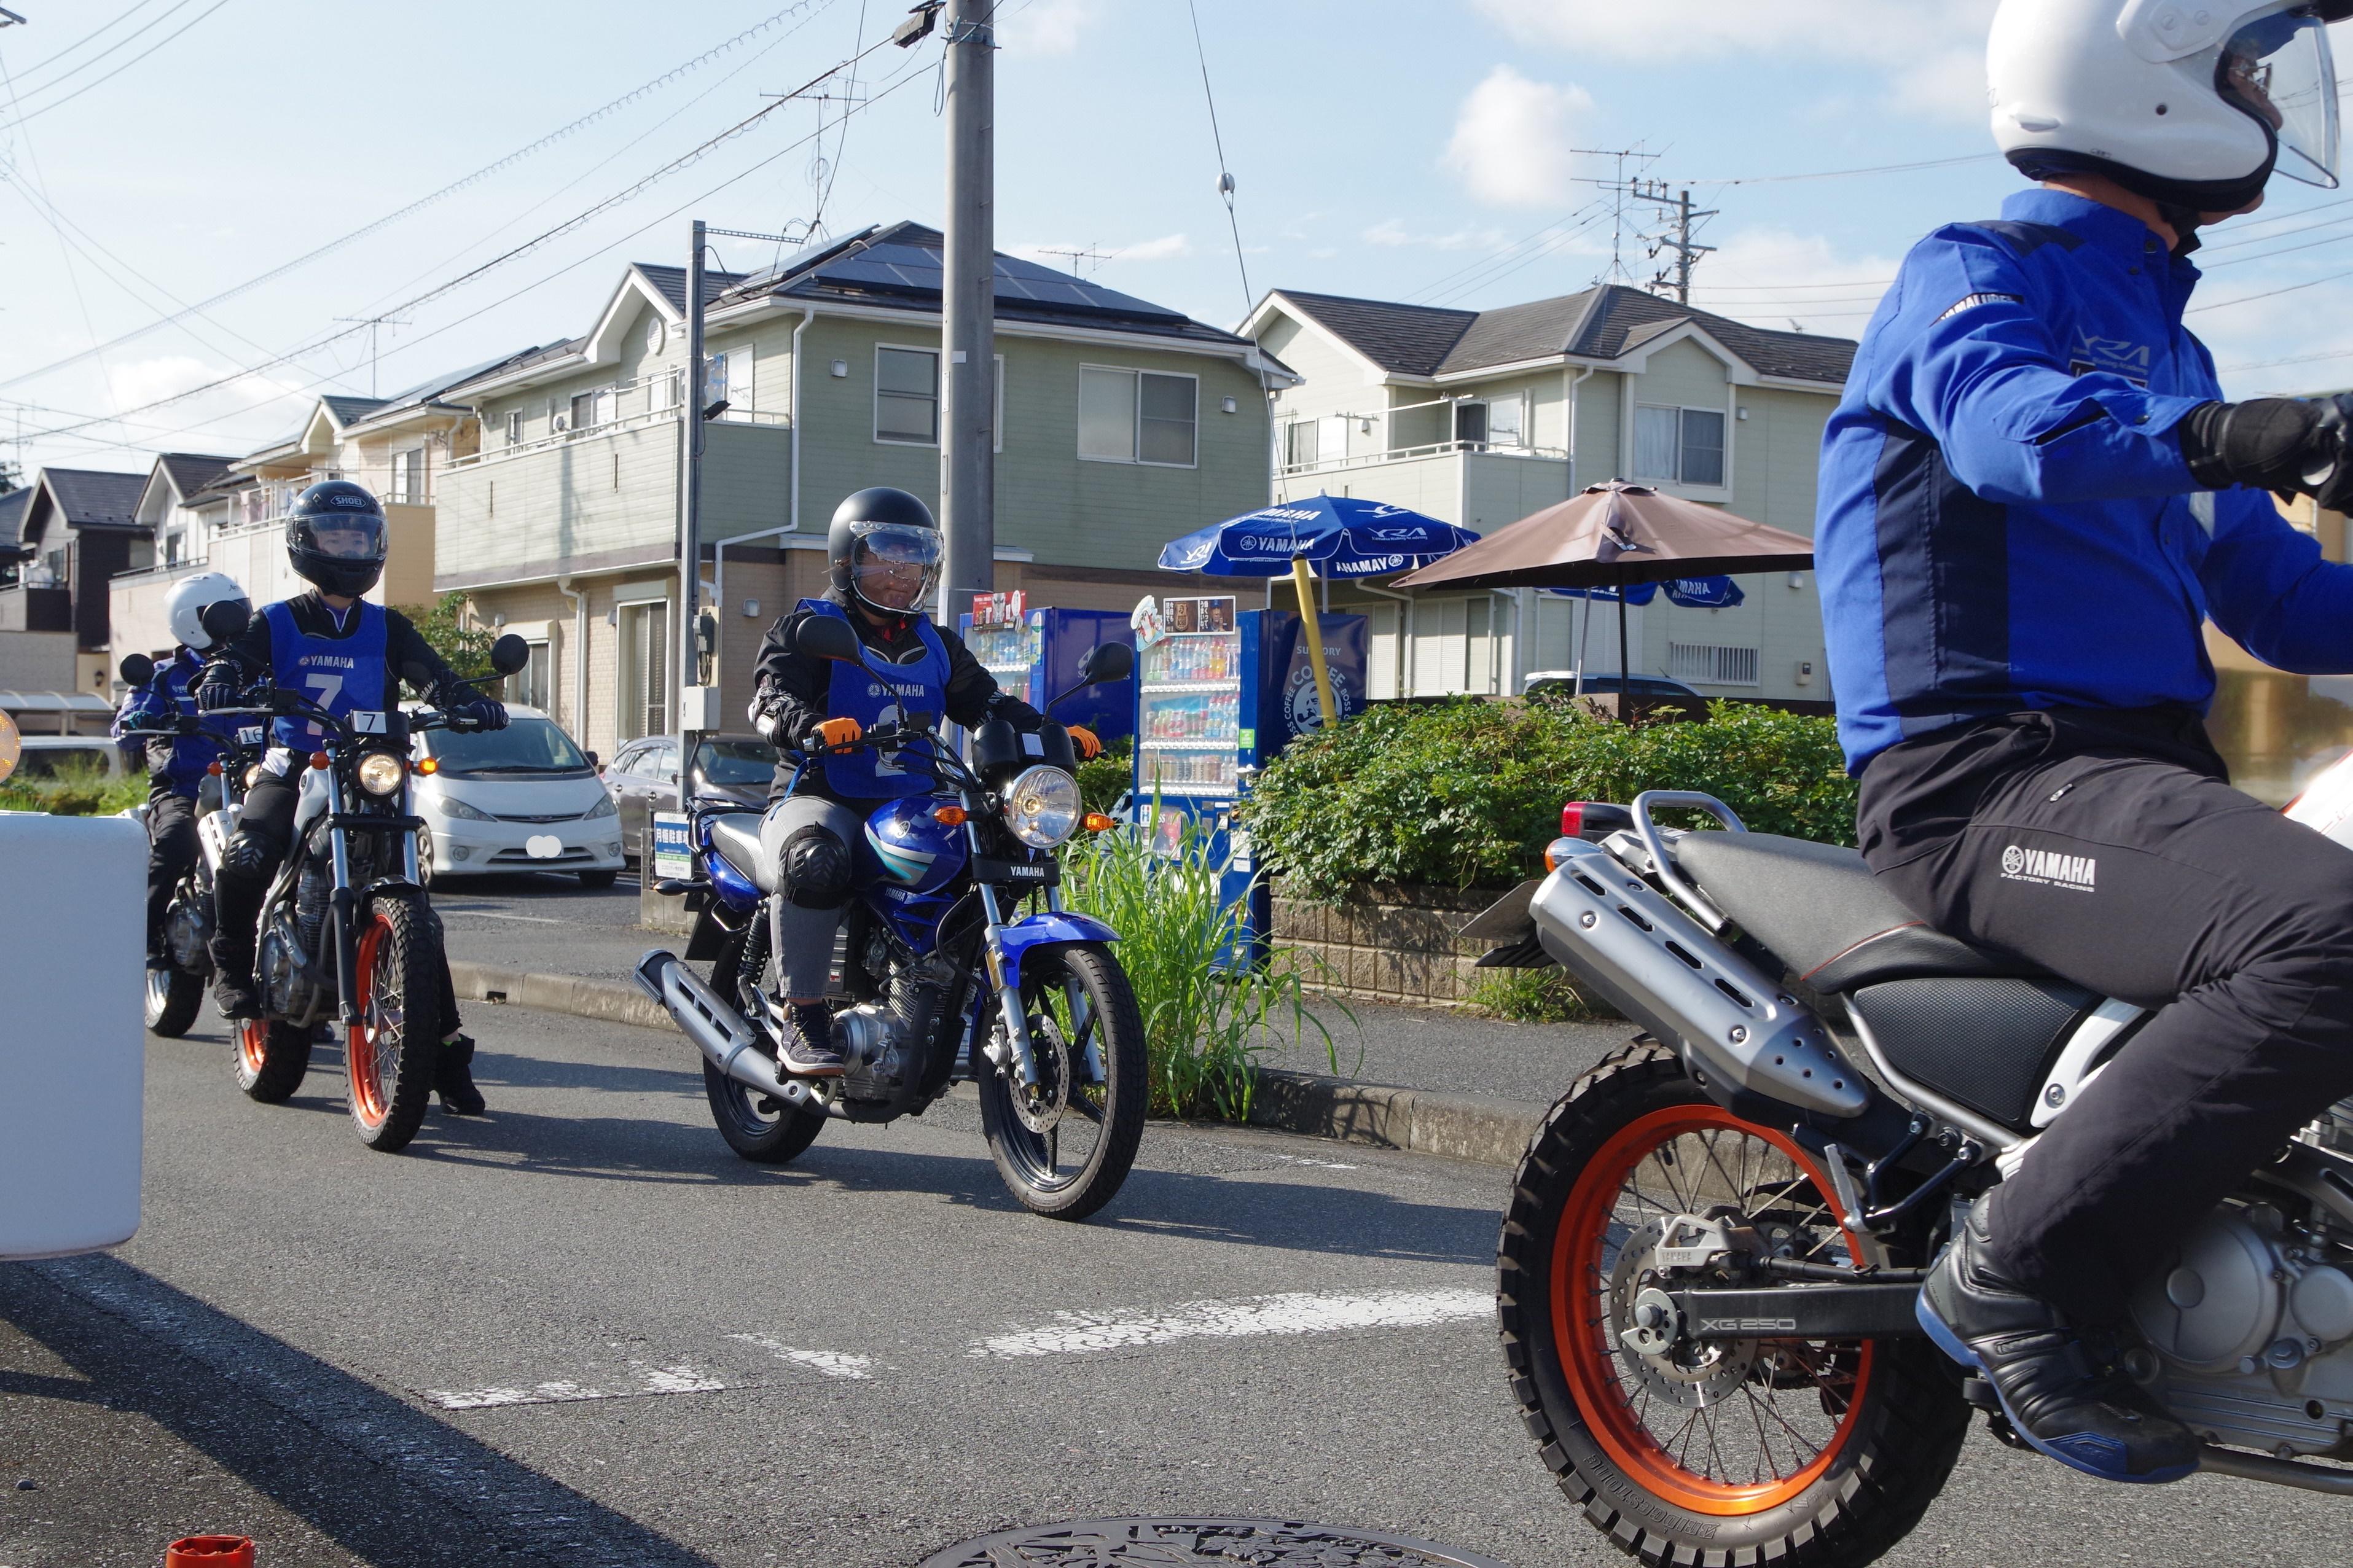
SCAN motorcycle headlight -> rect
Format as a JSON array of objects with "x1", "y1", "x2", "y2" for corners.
[
  {"x1": 356, "y1": 752, "x2": 407, "y2": 796},
  {"x1": 1003, "y1": 765, "x2": 1081, "y2": 849},
  {"x1": 584, "y1": 791, "x2": 618, "y2": 819},
  {"x1": 436, "y1": 794, "x2": 497, "y2": 822}
]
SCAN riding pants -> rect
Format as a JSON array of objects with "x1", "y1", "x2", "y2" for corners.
[
  {"x1": 1857, "y1": 706, "x2": 2353, "y2": 1326},
  {"x1": 761, "y1": 794, "x2": 867, "y2": 999},
  {"x1": 146, "y1": 791, "x2": 200, "y2": 956}
]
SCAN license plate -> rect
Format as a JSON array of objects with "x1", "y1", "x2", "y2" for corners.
[
  {"x1": 351, "y1": 711, "x2": 388, "y2": 735},
  {"x1": 236, "y1": 727, "x2": 263, "y2": 746},
  {"x1": 525, "y1": 835, "x2": 564, "y2": 859}
]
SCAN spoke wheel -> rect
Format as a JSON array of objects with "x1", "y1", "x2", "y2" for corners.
[
  {"x1": 345, "y1": 894, "x2": 441, "y2": 1152},
  {"x1": 1498, "y1": 1040, "x2": 1968, "y2": 1567},
  {"x1": 232, "y1": 1016, "x2": 311, "y2": 1102},
  {"x1": 978, "y1": 943, "x2": 1145, "y2": 1220},
  {"x1": 144, "y1": 964, "x2": 204, "y2": 1037},
  {"x1": 700, "y1": 929, "x2": 824, "y2": 1164}
]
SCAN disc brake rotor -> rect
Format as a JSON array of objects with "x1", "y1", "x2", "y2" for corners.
[
  {"x1": 1011, "y1": 1013, "x2": 1071, "y2": 1134},
  {"x1": 1608, "y1": 1220, "x2": 1755, "y2": 1410}
]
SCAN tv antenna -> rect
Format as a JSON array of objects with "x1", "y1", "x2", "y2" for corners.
[
  {"x1": 332, "y1": 310, "x2": 413, "y2": 397},
  {"x1": 1568, "y1": 145, "x2": 1664, "y2": 286},
  {"x1": 1036, "y1": 244, "x2": 1112, "y2": 278}
]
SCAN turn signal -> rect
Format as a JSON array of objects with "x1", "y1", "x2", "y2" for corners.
[
  {"x1": 932, "y1": 805, "x2": 968, "y2": 826},
  {"x1": 309, "y1": 751, "x2": 331, "y2": 770},
  {"x1": 415, "y1": 756, "x2": 439, "y2": 775},
  {"x1": 1083, "y1": 813, "x2": 1118, "y2": 833},
  {"x1": 206, "y1": 760, "x2": 223, "y2": 776}
]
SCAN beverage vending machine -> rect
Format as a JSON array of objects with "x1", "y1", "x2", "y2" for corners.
[
  {"x1": 957, "y1": 593, "x2": 1137, "y2": 745},
  {"x1": 1131, "y1": 595, "x2": 1369, "y2": 966}
]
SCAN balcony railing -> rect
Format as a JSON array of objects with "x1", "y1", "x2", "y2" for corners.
[
  {"x1": 1277, "y1": 437, "x2": 1570, "y2": 479},
  {"x1": 448, "y1": 367, "x2": 789, "y2": 474}
]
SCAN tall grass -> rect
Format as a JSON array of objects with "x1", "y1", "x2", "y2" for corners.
[
  {"x1": 1060, "y1": 811, "x2": 1344, "y2": 1121},
  {"x1": 0, "y1": 755, "x2": 147, "y2": 816}
]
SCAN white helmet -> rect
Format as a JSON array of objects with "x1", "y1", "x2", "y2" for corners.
[
  {"x1": 163, "y1": 571, "x2": 250, "y2": 653},
  {"x1": 1989, "y1": 0, "x2": 2352, "y2": 217}
]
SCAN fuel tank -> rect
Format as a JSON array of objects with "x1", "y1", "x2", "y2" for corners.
[{"x1": 862, "y1": 797, "x2": 969, "y2": 894}]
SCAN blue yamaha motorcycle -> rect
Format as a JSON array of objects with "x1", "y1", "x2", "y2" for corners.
[{"x1": 635, "y1": 622, "x2": 1146, "y2": 1219}]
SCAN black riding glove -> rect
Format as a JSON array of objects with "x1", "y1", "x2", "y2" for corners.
[
  {"x1": 453, "y1": 697, "x2": 508, "y2": 732},
  {"x1": 195, "y1": 667, "x2": 242, "y2": 712},
  {"x1": 2179, "y1": 395, "x2": 2353, "y2": 510}
]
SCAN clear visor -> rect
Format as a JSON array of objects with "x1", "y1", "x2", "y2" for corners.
[
  {"x1": 300, "y1": 515, "x2": 387, "y2": 560},
  {"x1": 2221, "y1": 9, "x2": 2339, "y2": 188},
  {"x1": 849, "y1": 523, "x2": 941, "y2": 612}
]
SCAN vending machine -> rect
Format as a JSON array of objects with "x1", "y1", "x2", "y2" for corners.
[
  {"x1": 1132, "y1": 595, "x2": 1369, "y2": 966},
  {"x1": 958, "y1": 593, "x2": 1137, "y2": 744}
]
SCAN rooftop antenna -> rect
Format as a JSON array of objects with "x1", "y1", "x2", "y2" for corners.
[
  {"x1": 332, "y1": 310, "x2": 412, "y2": 397},
  {"x1": 1035, "y1": 243, "x2": 1111, "y2": 278},
  {"x1": 1567, "y1": 145, "x2": 1662, "y2": 286}
]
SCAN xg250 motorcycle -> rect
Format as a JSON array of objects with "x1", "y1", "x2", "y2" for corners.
[
  {"x1": 1468, "y1": 778, "x2": 2353, "y2": 1567},
  {"x1": 118, "y1": 650, "x2": 267, "y2": 1037},
  {"x1": 636, "y1": 617, "x2": 1146, "y2": 1220},
  {"x1": 212, "y1": 634, "x2": 529, "y2": 1151}
]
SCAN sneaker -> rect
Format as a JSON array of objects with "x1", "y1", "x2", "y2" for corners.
[
  {"x1": 778, "y1": 1003, "x2": 844, "y2": 1077},
  {"x1": 1917, "y1": 1196, "x2": 2199, "y2": 1484},
  {"x1": 211, "y1": 976, "x2": 261, "y2": 1020},
  {"x1": 434, "y1": 1032, "x2": 487, "y2": 1115}
]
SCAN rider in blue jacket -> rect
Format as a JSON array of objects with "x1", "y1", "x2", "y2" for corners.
[
  {"x1": 116, "y1": 571, "x2": 248, "y2": 969},
  {"x1": 1819, "y1": 0, "x2": 2353, "y2": 1485}
]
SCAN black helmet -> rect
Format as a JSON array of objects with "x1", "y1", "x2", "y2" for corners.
[
  {"x1": 285, "y1": 479, "x2": 389, "y2": 597},
  {"x1": 828, "y1": 486, "x2": 941, "y2": 617}
]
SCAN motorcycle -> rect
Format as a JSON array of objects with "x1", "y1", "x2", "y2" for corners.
[
  {"x1": 635, "y1": 616, "x2": 1147, "y2": 1220},
  {"x1": 208, "y1": 633, "x2": 530, "y2": 1151},
  {"x1": 117, "y1": 648, "x2": 269, "y2": 1039},
  {"x1": 1468, "y1": 781, "x2": 2353, "y2": 1566}
]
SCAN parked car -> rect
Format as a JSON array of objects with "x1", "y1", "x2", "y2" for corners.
[
  {"x1": 409, "y1": 705, "x2": 624, "y2": 887},
  {"x1": 1521, "y1": 671, "x2": 1708, "y2": 717},
  {"x1": 13, "y1": 734, "x2": 131, "y2": 779},
  {"x1": 603, "y1": 732, "x2": 774, "y2": 861}
]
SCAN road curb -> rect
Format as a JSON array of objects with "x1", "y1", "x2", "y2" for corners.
[{"x1": 447, "y1": 958, "x2": 1545, "y2": 1168}]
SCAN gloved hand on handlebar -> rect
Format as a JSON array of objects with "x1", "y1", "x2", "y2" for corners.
[
  {"x1": 1066, "y1": 725, "x2": 1103, "y2": 760},
  {"x1": 2180, "y1": 394, "x2": 2353, "y2": 510},
  {"x1": 451, "y1": 696, "x2": 509, "y2": 732},
  {"x1": 811, "y1": 716, "x2": 863, "y2": 749},
  {"x1": 195, "y1": 668, "x2": 243, "y2": 713}
]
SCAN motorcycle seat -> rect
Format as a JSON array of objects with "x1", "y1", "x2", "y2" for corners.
[
  {"x1": 1672, "y1": 831, "x2": 2054, "y2": 993},
  {"x1": 707, "y1": 813, "x2": 775, "y2": 893}
]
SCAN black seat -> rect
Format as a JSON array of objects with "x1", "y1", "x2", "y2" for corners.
[
  {"x1": 707, "y1": 813, "x2": 774, "y2": 893},
  {"x1": 1672, "y1": 831, "x2": 2050, "y2": 993}
]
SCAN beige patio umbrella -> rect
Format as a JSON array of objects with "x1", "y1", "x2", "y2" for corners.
[{"x1": 1392, "y1": 481, "x2": 1815, "y2": 703}]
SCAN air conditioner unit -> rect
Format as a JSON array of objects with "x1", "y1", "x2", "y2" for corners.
[{"x1": 552, "y1": 414, "x2": 570, "y2": 432}]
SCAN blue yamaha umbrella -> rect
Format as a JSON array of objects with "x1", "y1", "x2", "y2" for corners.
[
  {"x1": 1548, "y1": 575, "x2": 1746, "y2": 609},
  {"x1": 1158, "y1": 494, "x2": 1479, "y2": 580}
]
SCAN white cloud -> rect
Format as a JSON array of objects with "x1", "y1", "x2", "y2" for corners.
[
  {"x1": 1468, "y1": 0, "x2": 1999, "y2": 123},
  {"x1": 1116, "y1": 233, "x2": 1191, "y2": 262},
  {"x1": 1443, "y1": 67, "x2": 1594, "y2": 208},
  {"x1": 1363, "y1": 219, "x2": 1509, "y2": 251},
  {"x1": 1000, "y1": 0, "x2": 1098, "y2": 57},
  {"x1": 1683, "y1": 227, "x2": 1902, "y2": 337}
]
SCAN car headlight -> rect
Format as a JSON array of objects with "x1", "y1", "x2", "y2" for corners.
[
  {"x1": 436, "y1": 794, "x2": 496, "y2": 822},
  {"x1": 584, "y1": 792, "x2": 618, "y2": 819},
  {"x1": 1003, "y1": 765, "x2": 1081, "y2": 849},
  {"x1": 356, "y1": 752, "x2": 407, "y2": 797}
]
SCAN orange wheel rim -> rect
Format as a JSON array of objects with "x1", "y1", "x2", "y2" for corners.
[
  {"x1": 346, "y1": 915, "x2": 393, "y2": 1128},
  {"x1": 1549, "y1": 1103, "x2": 1876, "y2": 1516},
  {"x1": 237, "y1": 1019, "x2": 269, "y2": 1075}
]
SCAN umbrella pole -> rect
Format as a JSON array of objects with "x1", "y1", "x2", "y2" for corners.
[
  {"x1": 1616, "y1": 586, "x2": 1632, "y2": 722},
  {"x1": 1291, "y1": 555, "x2": 1340, "y2": 727},
  {"x1": 1573, "y1": 595, "x2": 1590, "y2": 698}
]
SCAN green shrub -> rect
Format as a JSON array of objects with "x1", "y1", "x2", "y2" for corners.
[
  {"x1": 1466, "y1": 967, "x2": 1610, "y2": 1023},
  {"x1": 1241, "y1": 698, "x2": 1855, "y2": 901},
  {"x1": 1075, "y1": 738, "x2": 1132, "y2": 816},
  {"x1": 0, "y1": 757, "x2": 148, "y2": 817}
]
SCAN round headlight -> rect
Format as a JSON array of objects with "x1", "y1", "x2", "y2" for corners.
[
  {"x1": 1003, "y1": 764, "x2": 1081, "y2": 849},
  {"x1": 242, "y1": 763, "x2": 262, "y2": 790},
  {"x1": 357, "y1": 752, "x2": 406, "y2": 797}
]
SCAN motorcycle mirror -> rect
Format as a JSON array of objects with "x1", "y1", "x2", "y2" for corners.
[
  {"x1": 1077, "y1": 641, "x2": 1133, "y2": 686},
  {"x1": 117, "y1": 653, "x2": 155, "y2": 687},
  {"x1": 198, "y1": 599, "x2": 249, "y2": 647},
  {"x1": 489, "y1": 633, "x2": 531, "y2": 677},
  {"x1": 794, "y1": 614, "x2": 862, "y2": 664}
]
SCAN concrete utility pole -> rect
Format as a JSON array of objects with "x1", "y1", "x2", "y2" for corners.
[
  {"x1": 1633, "y1": 184, "x2": 1718, "y2": 306},
  {"x1": 678, "y1": 218, "x2": 708, "y2": 788},
  {"x1": 938, "y1": 0, "x2": 996, "y2": 621}
]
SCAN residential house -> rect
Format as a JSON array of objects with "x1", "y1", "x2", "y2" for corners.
[
  {"x1": 1, "y1": 466, "x2": 148, "y2": 698},
  {"x1": 434, "y1": 221, "x2": 1283, "y2": 759},
  {"x1": 1243, "y1": 284, "x2": 1857, "y2": 704},
  {"x1": 0, "y1": 483, "x2": 82, "y2": 701}
]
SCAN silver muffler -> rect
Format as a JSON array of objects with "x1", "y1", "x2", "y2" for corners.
[
  {"x1": 1531, "y1": 840, "x2": 1868, "y2": 1118},
  {"x1": 633, "y1": 950, "x2": 824, "y2": 1115}
]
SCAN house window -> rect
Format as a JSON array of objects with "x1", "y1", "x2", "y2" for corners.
[
  {"x1": 619, "y1": 599, "x2": 669, "y2": 742},
  {"x1": 388, "y1": 447, "x2": 426, "y2": 504},
  {"x1": 163, "y1": 531, "x2": 185, "y2": 566},
  {"x1": 1079, "y1": 367, "x2": 1197, "y2": 466},
  {"x1": 875, "y1": 346, "x2": 939, "y2": 443},
  {"x1": 1453, "y1": 400, "x2": 1487, "y2": 447},
  {"x1": 1486, "y1": 393, "x2": 1525, "y2": 448},
  {"x1": 509, "y1": 640, "x2": 552, "y2": 710},
  {"x1": 569, "y1": 388, "x2": 614, "y2": 431},
  {"x1": 1635, "y1": 404, "x2": 1728, "y2": 487},
  {"x1": 1284, "y1": 419, "x2": 1318, "y2": 470},
  {"x1": 504, "y1": 410, "x2": 523, "y2": 446},
  {"x1": 657, "y1": 368, "x2": 681, "y2": 412}
]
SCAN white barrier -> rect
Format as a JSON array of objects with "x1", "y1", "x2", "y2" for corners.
[{"x1": 0, "y1": 813, "x2": 144, "y2": 1258}]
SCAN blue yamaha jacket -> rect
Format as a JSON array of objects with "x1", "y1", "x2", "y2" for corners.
[
  {"x1": 114, "y1": 647, "x2": 231, "y2": 798},
  {"x1": 1815, "y1": 187, "x2": 2353, "y2": 774}
]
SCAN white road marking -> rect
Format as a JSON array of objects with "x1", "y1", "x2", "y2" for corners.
[
  {"x1": 969, "y1": 1287, "x2": 1490, "y2": 1360},
  {"x1": 727, "y1": 1333, "x2": 874, "y2": 1379},
  {"x1": 1262, "y1": 1151, "x2": 1360, "y2": 1171},
  {"x1": 436, "y1": 908, "x2": 564, "y2": 925},
  {"x1": 424, "y1": 1362, "x2": 727, "y2": 1410}
]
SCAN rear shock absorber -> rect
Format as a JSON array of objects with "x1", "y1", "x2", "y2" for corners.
[{"x1": 736, "y1": 911, "x2": 772, "y2": 1011}]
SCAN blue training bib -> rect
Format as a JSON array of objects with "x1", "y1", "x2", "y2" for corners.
[
  {"x1": 800, "y1": 598, "x2": 948, "y2": 800},
  {"x1": 265, "y1": 599, "x2": 387, "y2": 746}
]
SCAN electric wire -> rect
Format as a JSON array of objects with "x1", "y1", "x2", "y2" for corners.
[
  {"x1": 4, "y1": 0, "x2": 164, "y2": 82},
  {"x1": 0, "y1": 0, "x2": 235, "y2": 136},
  {"x1": 0, "y1": 0, "x2": 195, "y2": 102},
  {"x1": 1183, "y1": 0, "x2": 1253, "y2": 316}
]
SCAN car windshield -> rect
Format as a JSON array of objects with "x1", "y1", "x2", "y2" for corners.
[
  {"x1": 425, "y1": 717, "x2": 591, "y2": 776},
  {"x1": 694, "y1": 737, "x2": 775, "y2": 786}
]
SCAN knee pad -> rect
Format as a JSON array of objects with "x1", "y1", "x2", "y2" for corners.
[
  {"x1": 778, "y1": 825, "x2": 852, "y2": 910},
  {"x1": 223, "y1": 825, "x2": 285, "y2": 880}
]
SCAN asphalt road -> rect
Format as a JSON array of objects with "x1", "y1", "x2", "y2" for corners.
[{"x1": 3, "y1": 1002, "x2": 2351, "y2": 1567}]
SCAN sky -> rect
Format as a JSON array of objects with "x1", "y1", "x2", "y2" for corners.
[{"x1": 7, "y1": 0, "x2": 2353, "y2": 482}]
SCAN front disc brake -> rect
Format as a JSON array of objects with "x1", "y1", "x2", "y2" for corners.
[{"x1": 1010, "y1": 1013, "x2": 1070, "y2": 1134}]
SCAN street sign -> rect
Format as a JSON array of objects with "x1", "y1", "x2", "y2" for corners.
[{"x1": 651, "y1": 811, "x2": 695, "y2": 881}]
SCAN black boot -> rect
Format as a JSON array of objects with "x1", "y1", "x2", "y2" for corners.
[
  {"x1": 1918, "y1": 1195, "x2": 2199, "y2": 1484},
  {"x1": 210, "y1": 965, "x2": 260, "y2": 1019},
  {"x1": 434, "y1": 1033, "x2": 486, "y2": 1115},
  {"x1": 778, "y1": 1003, "x2": 844, "y2": 1076}
]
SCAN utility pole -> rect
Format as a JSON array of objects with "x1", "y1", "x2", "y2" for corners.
[
  {"x1": 678, "y1": 218, "x2": 709, "y2": 790},
  {"x1": 938, "y1": 0, "x2": 996, "y2": 622},
  {"x1": 1631, "y1": 182, "x2": 1718, "y2": 305}
]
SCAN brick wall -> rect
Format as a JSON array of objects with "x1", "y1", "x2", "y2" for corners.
[{"x1": 1269, "y1": 880, "x2": 1516, "y2": 1007}]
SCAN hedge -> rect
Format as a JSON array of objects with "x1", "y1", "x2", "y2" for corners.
[{"x1": 1240, "y1": 697, "x2": 1856, "y2": 901}]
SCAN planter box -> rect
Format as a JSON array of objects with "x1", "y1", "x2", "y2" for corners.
[{"x1": 1269, "y1": 877, "x2": 1517, "y2": 1008}]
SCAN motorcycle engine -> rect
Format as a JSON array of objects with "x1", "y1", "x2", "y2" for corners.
[
  {"x1": 2131, "y1": 1203, "x2": 2353, "y2": 1457},
  {"x1": 256, "y1": 913, "x2": 316, "y2": 1022},
  {"x1": 837, "y1": 951, "x2": 959, "y2": 1103},
  {"x1": 296, "y1": 860, "x2": 331, "y2": 959}
]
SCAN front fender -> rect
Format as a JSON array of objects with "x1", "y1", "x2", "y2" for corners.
[{"x1": 997, "y1": 910, "x2": 1118, "y2": 990}]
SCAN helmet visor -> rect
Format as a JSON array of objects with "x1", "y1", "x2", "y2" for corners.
[
  {"x1": 299, "y1": 513, "x2": 388, "y2": 562},
  {"x1": 849, "y1": 523, "x2": 941, "y2": 612},
  {"x1": 2221, "y1": 9, "x2": 2339, "y2": 188}
]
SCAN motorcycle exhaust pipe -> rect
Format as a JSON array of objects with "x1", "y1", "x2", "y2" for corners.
[{"x1": 633, "y1": 950, "x2": 823, "y2": 1115}]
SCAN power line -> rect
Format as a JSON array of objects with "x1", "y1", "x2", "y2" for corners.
[
  {"x1": 1686, "y1": 151, "x2": 2000, "y2": 185},
  {"x1": 0, "y1": 0, "x2": 235, "y2": 136},
  {"x1": 1184, "y1": 0, "x2": 1252, "y2": 317},
  {"x1": 5, "y1": 0, "x2": 164, "y2": 82}
]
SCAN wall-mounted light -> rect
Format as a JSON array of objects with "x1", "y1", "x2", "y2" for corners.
[
  {"x1": 1787, "y1": 572, "x2": 1806, "y2": 590},
  {"x1": 830, "y1": 359, "x2": 849, "y2": 378},
  {"x1": 1737, "y1": 406, "x2": 1750, "y2": 421},
  {"x1": 1221, "y1": 396, "x2": 1238, "y2": 414},
  {"x1": 742, "y1": 598, "x2": 761, "y2": 618}
]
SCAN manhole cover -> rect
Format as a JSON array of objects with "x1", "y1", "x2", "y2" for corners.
[{"x1": 918, "y1": 1517, "x2": 1513, "y2": 1568}]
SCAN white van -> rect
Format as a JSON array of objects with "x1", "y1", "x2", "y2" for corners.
[{"x1": 408, "y1": 705, "x2": 623, "y2": 887}]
